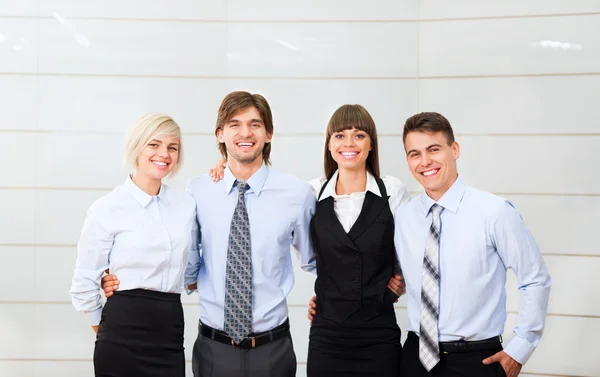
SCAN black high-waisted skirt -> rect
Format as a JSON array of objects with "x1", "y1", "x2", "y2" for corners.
[{"x1": 93, "y1": 289, "x2": 185, "y2": 377}]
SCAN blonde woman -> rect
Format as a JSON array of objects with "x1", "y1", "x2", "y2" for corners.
[{"x1": 70, "y1": 114, "x2": 197, "y2": 377}]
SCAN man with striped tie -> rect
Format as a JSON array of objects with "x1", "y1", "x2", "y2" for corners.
[{"x1": 394, "y1": 112, "x2": 551, "y2": 377}]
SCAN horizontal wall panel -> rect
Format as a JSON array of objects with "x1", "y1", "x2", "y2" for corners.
[
  {"x1": 227, "y1": 0, "x2": 418, "y2": 21},
  {"x1": 226, "y1": 22, "x2": 418, "y2": 78},
  {"x1": 0, "y1": 76, "x2": 37, "y2": 131},
  {"x1": 36, "y1": 75, "x2": 417, "y2": 135},
  {"x1": 506, "y1": 255, "x2": 600, "y2": 317},
  {"x1": 0, "y1": 133, "x2": 37, "y2": 187},
  {"x1": 37, "y1": 20, "x2": 417, "y2": 78},
  {"x1": 38, "y1": 19, "x2": 228, "y2": 76},
  {"x1": 0, "y1": 246, "x2": 36, "y2": 301},
  {"x1": 37, "y1": 1, "x2": 227, "y2": 20},
  {"x1": 0, "y1": 190, "x2": 36, "y2": 244},
  {"x1": 504, "y1": 314, "x2": 600, "y2": 376},
  {"x1": 35, "y1": 247, "x2": 78, "y2": 302},
  {"x1": 0, "y1": 19, "x2": 37, "y2": 73},
  {"x1": 0, "y1": 360, "x2": 93, "y2": 377},
  {"x1": 0, "y1": 304, "x2": 37, "y2": 358},
  {"x1": 418, "y1": 75, "x2": 600, "y2": 134},
  {"x1": 0, "y1": 1, "x2": 36, "y2": 16},
  {"x1": 420, "y1": 0, "x2": 600, "y2": 20},
  {"x1": 36, "y1": 76, "x2": 228, "y2": 134},
  {"x1": 35, "y1": 133, "x2": 125, "y2": 189},
  {"x1": 420, "y1": 15, "x2": 600, "y2": 77},
  {"x1": 504, "y1": 195, "x2": 598, "y2": 256},
  {"x1": 452, "y1": 136, "x2": 600, "y2": 195},
  {"x1": 34, "y1": 189, "x2": 108, "y2": 245}
]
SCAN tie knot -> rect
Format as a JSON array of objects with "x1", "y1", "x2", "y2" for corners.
[
  {"x1": 234, "y1": 180, "x2": 250, "y2": 194},
  {"x1": 430, "y1": 203, "x2": 443, "y2": 216}
]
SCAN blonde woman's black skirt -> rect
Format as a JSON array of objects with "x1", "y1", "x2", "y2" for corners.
[{"x1": 93, "y1": 289, "x2": 184, "y2": 377}]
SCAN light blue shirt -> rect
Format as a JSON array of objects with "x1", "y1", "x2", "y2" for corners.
[
  {"x1": 394, "y1": 177, "x2": 551, "y2": 365},
  {"x1": 70, "y1": 175, "x2": 197, "y2": 326},
  {"x1": 185, "y1": 163, "x2": 316, "y2": 333}
]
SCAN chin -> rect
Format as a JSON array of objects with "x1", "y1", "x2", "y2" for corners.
[{"x1": 151, "y1": 170, "x2": 171, "y2": 180}]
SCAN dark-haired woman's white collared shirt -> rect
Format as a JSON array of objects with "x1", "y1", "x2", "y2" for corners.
[{"x1": 309, "y1": 171, "x2": 410, "y2": 232}]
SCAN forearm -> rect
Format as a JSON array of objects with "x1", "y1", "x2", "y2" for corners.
[{"x1": 505, "y1": 278, "x2": 551, "y2": 364}]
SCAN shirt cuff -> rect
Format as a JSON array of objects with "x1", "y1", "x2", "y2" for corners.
[
  {"x1": 85, "y1": 308, "x2": 103, "y2": 326},
  {"x1": 504, "y1": 334, "x2": 536, "y2": 365}
]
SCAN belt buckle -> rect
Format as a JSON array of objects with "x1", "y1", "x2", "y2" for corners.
[{"x1": 231, "y1": 337, "x2": 256, "y2": 348}]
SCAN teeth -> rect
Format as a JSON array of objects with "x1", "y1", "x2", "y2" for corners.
[
  {"x1": 238, "y1": 143, "x2": 253, "y2": 147},
  {"x1": 423, "y1": 169, "x2": 438, "y2": 176},
  {"x1": 341, "y1": 152, "x2": 358, "y2": 156},
  {"x1": 153, "y1": 161, "x2": 167, "y2": 166}
]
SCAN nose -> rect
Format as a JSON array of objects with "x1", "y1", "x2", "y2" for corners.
[
  {"x1": 343, "y1": 136, "x2": 356, "y2": 147},
  {"x1": 420, "y1": 154, "x2": 432, "y2": 167},
  {"x1": 239, "y1": 124, "x2": 252, "y2": 137},
  {"x1": 157, "y1": 144, "x2": 169, "y2": 157}
]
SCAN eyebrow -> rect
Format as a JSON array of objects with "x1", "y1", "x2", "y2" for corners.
[
  {"x1": 334, "y1": 128, "x2": 365, "y2": 133},
  {"x1": 150, "y1": 139, "x2": 179, "y2": 146},
  {"x1": 228, "y1": 118, "x2": 264, "y2": 124},
  {"x1": 406, "y1": 143, "x2": 443, "y2": 155}
]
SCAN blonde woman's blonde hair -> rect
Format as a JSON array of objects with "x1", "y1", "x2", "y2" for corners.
[{"x1": 124, "y1": 113, "x2": 183, "y2": 175}]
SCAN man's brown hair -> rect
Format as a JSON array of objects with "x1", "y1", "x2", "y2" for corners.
[
  {"x1": 215, "y1": 91, "x2": 274, "y2": 165},
  {"x1": 402, "y1": 112, "x2": 455, "y2": 147}
]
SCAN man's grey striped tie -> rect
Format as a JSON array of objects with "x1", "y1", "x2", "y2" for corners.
[
  {"x1": 224, "y1": 180, "x2": 253, "y2": 344},
  {"x1": 419, "y1": 203, "x2": 443, "y2": 371}
]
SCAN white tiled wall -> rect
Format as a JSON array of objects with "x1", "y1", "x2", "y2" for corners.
[{"x1": 1, "y1": 1, "x2": 598, "y2": 376}]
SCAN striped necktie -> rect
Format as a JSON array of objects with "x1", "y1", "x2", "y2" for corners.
[{"x1": 419, "y1": 203, "x2": 443, "y2": 371}]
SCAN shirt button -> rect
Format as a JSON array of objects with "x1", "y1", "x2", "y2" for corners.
[
  {"x1": 355, "y1": 264, "x2": 360, "y2": 271},
  {"x1": 355, "y1": 253, "x2": 360, "y2": 260},
  {"x1": 353, "y1": 288, "x2": 360, "y2": 295},
  {"x1": 353, "y1": 277, "x2": 359, "y2": 283},
  {"x1": 354, "y1": 301, "x2": 360, "y2": 307}
]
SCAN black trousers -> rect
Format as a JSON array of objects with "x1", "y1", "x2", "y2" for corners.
[
  {"x1": 192, "y1": 321, "x2": 296, "y2": 377},
  {"x1": 93, "y1": 289, "x2": 185, "y2": 377},
  {"x1": 402, "y1": 332, "x2": 506, "y2": 377}
]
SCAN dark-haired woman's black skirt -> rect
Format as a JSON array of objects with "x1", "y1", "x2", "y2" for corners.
[
  {"x1": 307, "y1": 305, "x2": 402, "y2": 377},
  {"x1": 93, "y1": 289, "x2": 185, "y2": 377}
]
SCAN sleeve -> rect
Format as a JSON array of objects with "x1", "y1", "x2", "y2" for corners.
[
  {"x1": 382, "y1": 175, "x2": 411, "y2": 213},
  {"x1": 383, "y1": 175, "x2": 410, "y2": 275},
  {"x1": 491, "y1": 201, "x2": 552, "y2": 365},
  {"x1": 292, "y1": 183, "x2": 317, "y2": 274},
  {"x1": 69, "y1": 203, "x2": 114, "y2": 326},
  {"x1": 307, "y1": 177, "x2": 327, "y2": 200},
  {"x1": 184, "y1": 180, "x2": 203, "y2": 294}
]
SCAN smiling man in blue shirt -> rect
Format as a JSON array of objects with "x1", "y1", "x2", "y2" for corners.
[
  {"x1": 184, "y1": 91, "x2": 316, "y2": 377},
  {"x1": 395, "y1": 112, "x2": 551, "y2": 377}
]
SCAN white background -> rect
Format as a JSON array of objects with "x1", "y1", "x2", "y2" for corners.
[{"x1": 1, "y1": 1, "x2": 598, "y2": 376}]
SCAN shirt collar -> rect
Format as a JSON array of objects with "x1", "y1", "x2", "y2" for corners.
[
  {"x1": 419, "y1": 175, "x2": 466, "y2": 217},
  {"x1": 223, "y1": 162, "x2": 269, "y2": 196},
  {"x1": 124, "y1": 175, "x2": 168, "y2": 208},
  {"x1": 318, "y1": 170, "x2": 381, "y2": 202}
]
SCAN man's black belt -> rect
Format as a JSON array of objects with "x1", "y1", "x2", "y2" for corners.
[
  {"x1": 440, "y1": 335, "x2": 503, "y2": 353},
  {"x1": 409, "y1": 332, "x2": 502, "y2": 353},
  {"x1": 199, "y1": 318, "x2": 290, "y2": 349}
]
